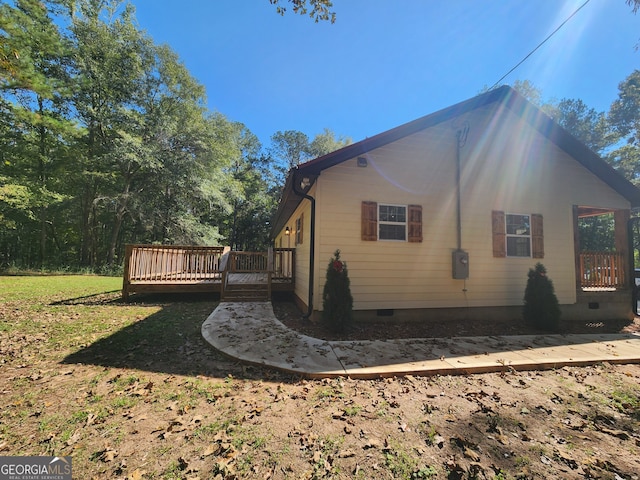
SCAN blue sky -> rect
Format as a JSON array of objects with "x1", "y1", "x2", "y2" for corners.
[{"x1": 128, "y1": 0, "x2": 640, "y2": 147}]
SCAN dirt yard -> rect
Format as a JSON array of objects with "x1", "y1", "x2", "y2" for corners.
[{"x1": 1, "y1": 278, "x2": 639, "y2": 479}]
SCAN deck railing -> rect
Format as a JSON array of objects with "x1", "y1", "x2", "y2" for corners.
[
  {"x1": 125, "y1": 245, "x2": 226, "y2": 282},
  {"x1": 579, "y1": 251, "x2": 626, "y2": 289},
  {"x1": 122, "y1": 245, "x2": 226, "y2": 299},
  {"x1": 122, "y1": 244, "x2": 295, "y2": 300},
  {"x1": 228, "y1": 251, "x2": 269, "y2": 272}
]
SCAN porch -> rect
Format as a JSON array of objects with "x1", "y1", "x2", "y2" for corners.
[
  {"x1": 572, "y1": 206, "x2": 635, "y2": 319},
  {"x1": 574, "y1": 206, "x2": 632, "y2": 290},
  {"x1": 122, "y1": 245, "x2": 295, "y2": 301}
]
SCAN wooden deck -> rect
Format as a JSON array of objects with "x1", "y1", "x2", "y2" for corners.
[{"x1": 122, "y1": 245, "x2": 295, "y2": 300}]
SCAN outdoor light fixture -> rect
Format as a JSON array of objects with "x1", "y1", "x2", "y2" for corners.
[
  {"x1": 300, "y1": 177, "x2": 311, "y2": 189},
  {"x1": 357, "y1": 156, "x2": 367, "y2": 167},
  {"x1": 285, "y1": 226, "x2": 290, "y2": 235}
]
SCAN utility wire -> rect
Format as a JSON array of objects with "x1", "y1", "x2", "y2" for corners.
[{"x1": 490, "y1": 0, "x2": 591, "y2": 89}]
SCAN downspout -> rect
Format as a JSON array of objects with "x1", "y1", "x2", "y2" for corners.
[{"x1": 293, "y1": 175, "x2": 316, "y2": 319}]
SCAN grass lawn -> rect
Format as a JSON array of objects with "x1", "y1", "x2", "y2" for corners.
[{"x1": 1, "y1": 275, "x2": 639, "y2": 479}]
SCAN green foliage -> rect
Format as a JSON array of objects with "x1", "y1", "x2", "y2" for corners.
[
  {"x1": 269, "y1": 0, "x2": 336, "y2": 23},
  {"x1": 270, "y1": 129, "x2": 311, "y2": 170},
  {"x1": 0, "y1": 0, "x2": 286, "y2": 271},
  {"x1": 578, "y1": 214, "x2": 615, "y2": 251},
  {"x1": 608, "y1": 70, "x2": 640, "y2": 187},
  {"x1": 610, "y1": 70, "x2": 640, "y2": 146},
  {"x1": 322, "y1": 249, "x2": 353, "y2": 333},
  {"x1": 306, "y1": 127, "x2": 352, "y2": 158},
  {"x1": 548, "y1": 98, "x2": 614, "y2": 155},
  {"x1": 270, "y1": 128, "x2": 352, "y2": 175},
  {"x1": 523, "y1": 263, "x2": 561, "y2": 331}
]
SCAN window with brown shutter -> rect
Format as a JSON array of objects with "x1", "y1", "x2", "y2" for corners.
[
  {"x1": 361, "y1": 201, "x2": 377, "y2": 241},
  {"x1": 408, "y1": 205, "x2": 423, "y2": 243},
  {"x1": 492, "y1": 210, "x2": 544, "y2": 258},
  {"x1": 361, "y1": 202, "x2": 423, "y2": 242}
]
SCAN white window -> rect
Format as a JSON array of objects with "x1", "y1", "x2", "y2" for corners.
[
  {"x1": 378, "y1": 204, "x2": 406, "y2": 241},
  {"x1": 505, "y1": 213, "x2": 531, "y2": 257}
]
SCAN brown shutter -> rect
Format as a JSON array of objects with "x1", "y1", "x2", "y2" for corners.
[
  {"x1": 492, "y1": 210, "x2": 506, "y2": 257},
  {"x1": 361, "y1": 201, "x2": 377, "y2": 241},
  {"x1": 408, "y1": 205, "x2": 423, "y2": 243},
  {"x1": 531, "y1": 213, "x2": 544, "y2": 258}
]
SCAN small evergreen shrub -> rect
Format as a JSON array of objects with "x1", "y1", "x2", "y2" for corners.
[
  {"x1": 523, "y1": 262, "x2": 561, "y2": 331},
  {"x1": 322, "y1": 249, "x2": 353, "y2": 332}
]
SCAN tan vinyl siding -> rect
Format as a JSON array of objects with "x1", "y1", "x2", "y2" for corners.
[
  {"x1": 311, "y1": 104, "x2": 631, "y2": 312},
  {"x1": 275, "y1": 193, "x2": 313, "y2": 308}
]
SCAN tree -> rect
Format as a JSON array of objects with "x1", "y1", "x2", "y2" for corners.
[
  {"x1": 0, "y1": 0, "x2": 74, "y2": 268},
  {"x1": 216, "y1": 122, "x2": 277, "y2": 251},
  {"x1": 269, "y1": 0, "x2": 335, "y2": 23},
  {"x1": 322, "y1": 249, "x2": 353, "y2": 332},
  {"x1": 70, "y1": 0, "x2": 159, "y2": 266},
  {"x1": 307, "y1": 128, "x2": 352, "y2": 158},
  {"x1": 609, "y1": 70, "x2": 640, "y2": 146},
  {"x1": 607, "y1": 70, "x2": 640, "y2": 188},
  {"x1": 523, "y1": 263, "x2": 561, "y2": 332},
  {"x1": 0, "y1": 0, "x2": 342, "y2": 271},
  {"x1": 270, "y1": 129, "x2": 311, "y2": 175},
  {"x1": 547, "y1": 99, "x2": 614, "y2": 155}
]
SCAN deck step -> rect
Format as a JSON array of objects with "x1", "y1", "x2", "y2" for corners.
[{"x1": 222, "y1": 283, "x2": 269, "y2": 302}]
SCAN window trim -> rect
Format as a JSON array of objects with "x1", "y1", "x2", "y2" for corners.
[
  {"x1": 505, "y1": 212, "x2": 532, "y2": 257},
  {"x1": 378, "y1": 203, "x2": 408, "y2": 241},
  {"x1": 295, "y1": 214, "x2": 303, "y2": 245}
]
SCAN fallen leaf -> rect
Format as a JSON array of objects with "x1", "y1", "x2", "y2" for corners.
[
  {"x1": 100, "y1": 448, "x2": 118, "y2": 462},
  {"x1": 363, "y1": 439, "x2": 382, "y2": 449},
  {"x1": 464, "y1": 447, "x2": 480, "y2": 462},
  {"x1": 65, "y1": 429, "x2": 82, "y2": 446},
  {"x1": 338, "y1": 449, "x2": 356, "y2": 458}
]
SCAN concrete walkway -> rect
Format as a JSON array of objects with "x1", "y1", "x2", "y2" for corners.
[{"x1": 201, "y1": 302, "x2": 640, "y2": 379}]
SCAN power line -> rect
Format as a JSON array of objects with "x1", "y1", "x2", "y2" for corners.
[{"x1": 490, "y1": 0, "x2": 591, "y2": 90}]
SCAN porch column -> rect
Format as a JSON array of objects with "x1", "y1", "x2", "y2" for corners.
[
  {"x1": 573, "y1": 206, "x2": 581, "y2": 289},
  {"x1": 615, "y1": 209, "x2": 630, "y2": 287}
]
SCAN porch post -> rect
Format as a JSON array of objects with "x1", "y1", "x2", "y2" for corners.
[
  {"x1": 615, "y1": 209, "x2": 631, "y2": 287},
  {"x1": 573, "y1": 206, "x2": 581, "y2": 289}
]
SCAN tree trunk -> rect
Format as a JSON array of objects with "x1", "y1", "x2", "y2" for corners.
[
  {"x1": 107, "y1": 177, "x2": 131, "y2": 266},
  {"x1": 37, "y1": 96, "x2": 47, "y2": 267}
]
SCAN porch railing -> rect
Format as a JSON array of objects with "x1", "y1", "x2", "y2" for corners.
[
  {"x1": 579, "y1": 251, "x2": 626, "y2": 289},
  {"x1": 272, "y1": 248, "x2": 295, "y2": 283}
]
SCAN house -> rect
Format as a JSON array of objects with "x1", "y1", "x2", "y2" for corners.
[{"x1": 271, "y1": 86, "x2": 640, "y2": 323}]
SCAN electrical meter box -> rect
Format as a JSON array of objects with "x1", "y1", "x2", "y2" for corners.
[{"x1": 452, "y1": 250, "x2": 469, "y2": 279}]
